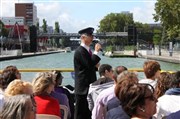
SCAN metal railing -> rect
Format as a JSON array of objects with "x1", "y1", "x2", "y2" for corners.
[{"x1": 0, "y1": 68, "x2": 175, "y2": 74}]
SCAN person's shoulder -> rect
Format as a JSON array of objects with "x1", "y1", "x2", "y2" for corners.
[
  {"x1": 74, "y1": 46, "x2": 85, "y2": 55},
  {"x1": 96, "y1": 86, "x2": 114, "y2": 100}
]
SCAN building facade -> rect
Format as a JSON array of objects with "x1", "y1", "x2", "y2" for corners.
[{"x1": 15, "y1": 3, "x2": 38, "y2": 26}]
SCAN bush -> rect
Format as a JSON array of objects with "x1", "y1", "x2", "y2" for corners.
[{"x1": 124, "y1": 45, "x2": 136, "y2": 50}]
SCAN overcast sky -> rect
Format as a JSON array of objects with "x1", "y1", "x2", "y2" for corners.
[{"x1": 0, "y1": 0, "x2": 158, "y2": 33}]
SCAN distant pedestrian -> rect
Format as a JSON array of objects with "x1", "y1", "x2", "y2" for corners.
[{"x1": 74, "y1": 27, "x2": 102, "y2": 119}]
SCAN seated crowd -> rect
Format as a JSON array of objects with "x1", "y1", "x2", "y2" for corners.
[{"x1": 0, "y1": 61, "x2": 179, "y2": 119}]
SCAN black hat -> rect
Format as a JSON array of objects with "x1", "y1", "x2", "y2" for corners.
[{"x1": 78, "y1": 27, "x2": 94, "y2": 35}]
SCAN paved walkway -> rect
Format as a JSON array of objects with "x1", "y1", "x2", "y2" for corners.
[
  {"x1": 0, "y1": 50, "x2": 64, "y2": 61},
  {"x1": 140, "y1": 51, "x2": 180, "y2": 64}
]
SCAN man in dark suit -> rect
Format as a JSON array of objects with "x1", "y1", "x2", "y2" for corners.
[{"x1": 74, "y1": 27, "x2": 101, "y2": 119}]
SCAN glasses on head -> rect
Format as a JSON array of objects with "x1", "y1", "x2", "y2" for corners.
[
  {"x1": 140, "y1": 83, "x2": 157, "y2": 101},
  {"x1": 140, "y1": 83, "x2": 155, "y2": 93}
]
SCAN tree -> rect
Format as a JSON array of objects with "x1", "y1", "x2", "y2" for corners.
[
  {"x1": 98, "y1": 12, "x2": 134, "y2": 50},
  {"x1": 153, "y1": 0, "x2": 180, "y2": 39},
  {"x1": 54, "y1": 22, "x2": 60, "y2": 33},
  {"x1": 153, "y1": 29, "x2": 162, "y2": 45},
  {"x1": 54, "y1": 22, "x2": 60, "y2": 48},
  {"x1": 98, "y1": 12, "x2": 134, "y2": 32},
  {"x1": 153, "y1": 28, "x2": 165, "y2": 56},
  {"x1": 42, "y1": 19, "x2": 47, "y2": 33},
  {"x1": 0, "y1": 20, "x2": 9, "y2": 37},
  {"x1": 61, "y1": 38, "x2": 71, "y2": 47},
  {"x1": 36, "y1": 22, "x2": 39, "y2": 32}
]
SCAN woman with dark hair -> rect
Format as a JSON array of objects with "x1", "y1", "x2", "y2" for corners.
[
  {"x1": 0, "y1": 65, "x2": 21, "y2": 111},
  {"x1": 50, "y1": 71, "x2": 72, "y2": 119},
  {"x1": 116, "y1": 83, "x2": 157, "y2": 119},
  {"x1": 155, "y1": 71, "x2": 180, "y2": 118},
  {"x1": 155, "y1": 72, "x2": 172, "y2": 98},
  {"x1": 1, "y1": 65, "x2": 21, "y2": 90}
]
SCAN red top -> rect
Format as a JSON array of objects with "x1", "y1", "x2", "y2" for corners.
[{"x1": 34, "y1": 95, "x2": 61, "y2": 117}]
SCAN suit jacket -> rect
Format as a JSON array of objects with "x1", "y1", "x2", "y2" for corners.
[{"x1": 74, "y1": 46, "x2": 101, "y2": 95}]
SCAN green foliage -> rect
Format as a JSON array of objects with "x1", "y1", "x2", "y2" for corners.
[
  {"x1": 98, "y1": 12, "x2": 134, "y2": 32},
  {"x1": 55, "y1": 22, "x2": 60, "y2": 33},
  {"x1": 36, "y1": 22, "x2": 39, "y2": 31},
  {"x1": 105, "y1": 45, "x2": 114, "y2": 51},
  {"x1": 153, "y1": 29, "x2": 162, "y2": 45},
  {"x1": 42, "y1": 19, "x2": 47, "y2": 33},
  {"x1": 0, "y1": 20, "x2": 9, "y2": 37},
  {"x1": 61, "y1": 38, "x2": 71, "y2": 47},
  {"x1": 124, "y1": 45, "x2": 136, "y2": 50},
  {"x1": 154, "y1": 0, "x2": 180, "y2": 39}
]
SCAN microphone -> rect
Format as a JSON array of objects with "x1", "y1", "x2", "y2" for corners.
[{"x1": 99, "y1": 48, "x2": 104, "y2": 56}]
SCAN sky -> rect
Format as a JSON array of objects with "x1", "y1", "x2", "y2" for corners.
[{"x1": 0, "y1": 0, "x2": 158, "y2": 33}]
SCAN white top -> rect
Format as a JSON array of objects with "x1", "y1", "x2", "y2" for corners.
[
  {"x1": 81, "y1": 43, "x2": 90, "y2": 52},
  {"x1": 139, "y1": 78, "x2": 157, "y2": 88},
  {"x1": 92, "y1": 85, "x2": 115, "y2": 119},
  {"x1": 154, "y1": 95, "x2": 180, "y2": 119},
  {"x1": 87, "y1": 81, "x2": 114, "y2": 111},
  {"x1": 0, "y1": 90, "x2": 4, "y2": 112}
]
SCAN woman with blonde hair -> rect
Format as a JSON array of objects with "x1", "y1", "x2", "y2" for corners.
[
  {"x1": 4, "y1": 79, "x2": 33, "y2": 96},
  {"x1": 32, "y1": 72, "x2": 61, "y2": 117}
]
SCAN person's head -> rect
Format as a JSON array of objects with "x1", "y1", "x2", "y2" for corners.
[
  {"x1": 1, "y1": 65, "x2": 21, "y2": 90},
  {"x1": 79, "y1": 27, "x2": 94, "y2": 46},
  {"x1": 0, "y1": 94, "x2": 36, "y2": 119},
  {"x1": 169, "y1": 71, "x2": 180, "y2": 88},
  {"x1": 53, "y1": 70, "x2": 64, "y2": 86},
  {"x1": 98, "y1": 64, "x2": 113, "y2": 79},
  {"x1": 113, "y1": 66, "x2": 128, "y2": 82},
  {"x1": 115, "y1": 71, "x2": 139, "y2": 101},
  {"x1": 4, "y1": 79, "x2": 33, "y2": 97},
  {"x1": 115, "y1": 70, "x2": 137, "y2": 85},
  {"x1": 143, "y1": 60, "x2": 161, "y2": 79},
  {"x1": 32, "y1": 72, "x2": 56, "y2": 95},
  {"x1": 155, "y1": 72, "x2": 172, "y2": 98},
  {"x1": 116, "y1": 83, "x2": 157, "y2": 118}
]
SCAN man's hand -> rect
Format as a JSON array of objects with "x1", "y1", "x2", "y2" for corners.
[
  {"x1": 94, "y1": 43, "x2": 102, "y2": 52},
  {"x1": 96, "y1": 63, "x2": 100, "y2": 69}
]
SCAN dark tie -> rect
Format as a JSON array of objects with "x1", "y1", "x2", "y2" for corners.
[{"x1": 89, "y1": 49, "x2": 92, "y2": 56}]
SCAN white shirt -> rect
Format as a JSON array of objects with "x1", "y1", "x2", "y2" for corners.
[
  {"x1": 80, "y1": 43, "x2": 99, "y2": 56},
  {"x1": 0, "y1": 90, "x2": 4, "y2": 112},
  {"x1": 139, "y1": 78, "x2": 157, "y2": 88},
  {"x1": 92, "y1": 85, "x2": 115, "y2": 119},
  {"x1": 154, "y1": 95, "x2": 180, "y2": 119}
]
